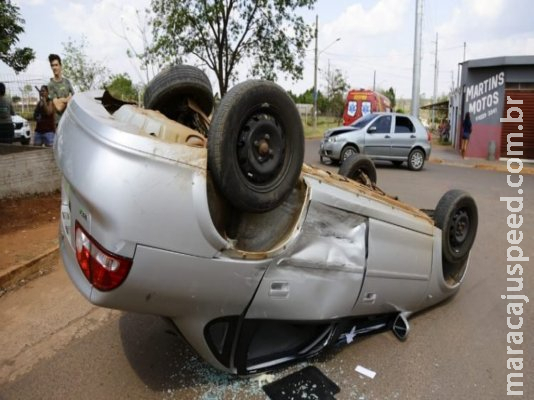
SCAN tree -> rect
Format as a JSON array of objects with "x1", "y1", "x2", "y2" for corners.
[
  {"x1": 380, "y1": 87, "x2": 396, "y2": 110},
  {"x1": 0, "y1": 0, "x2": 35, "y2": 72},
  {"x1": 324, "y1": 67, "x2": 348, "y2": 119},
  {"x1": 61, "y1": 37, "x2": 110, "y2": 92},
  {"x1": 120, "y1": 9, "x2": 161, "y2": 84},
  {"x1": 150, "y1": 0, "x2": 316, "y2": 96},
  {"x1": 106, "y1": 73, "x2": 139, "y2": 102}
]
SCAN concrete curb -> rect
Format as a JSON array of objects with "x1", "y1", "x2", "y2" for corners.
[
  {"x1": 429, "y1": 157, "x2": 534, "y2": 175},
  {"x1": 0, "y1": 246, "x2": 59, "y2": 291}
]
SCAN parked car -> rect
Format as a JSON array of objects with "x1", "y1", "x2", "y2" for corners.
[
  {"x1": 55, "y1": 66, "x2": 477, "y2": 375},
  {"x1": 13, "y1": 115, "x2": 31, "y2": 145},
  {"x1": 320, "y1": 112, "x2": 432, "y2": 170}
]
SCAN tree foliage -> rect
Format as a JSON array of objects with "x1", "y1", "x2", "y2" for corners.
[
  {"x1": 0, "y1": 0, "x2": 35, "y2": 72},
  {"x1": 289, "y1": 88, "x2": 327, "y2": 114},
  {"x1": 150, "y1": 0, "x2": 316, "y2": 96},
  {"x1": 380, "y1": 87, "x2": 396, "y2": 110},
  {"x1": 121, "y1": 9, "x2": 161, "y2": 84},
  {"x1": 324, "y1": 67, "x2": 348, "y2": 119},
  {"x1": 106, "y1": 73, "x2": 139, "y2": 102},
  {"x1": 61, "y1": 37, "x2": 110, "y2": 92}
]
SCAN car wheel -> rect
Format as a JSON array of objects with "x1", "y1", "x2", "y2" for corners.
[
  {"x1": 391, "y1": 160, "x2": 403, "y2": 167},
  {"x1": 407, "y1": 148, "x2": 425, "y2": 171},
  {"x1": 340, "y1": 145, "x2": 358, "y2": 163},
  {"x1": 338, "y1": 154, "x2": 377, "y2": 185},
  {"x1": 144, "y1": 65, "x2": 214, "y2": 124},
  {"x1": 208, "y1": 80, "x2": 304, "y2": 213},
  {"x1": 434, "y1": 190, "x2": 478, "y2": 266},
  {"x1": 21, "y1": 137, "x2": 30, "y2": 145}
]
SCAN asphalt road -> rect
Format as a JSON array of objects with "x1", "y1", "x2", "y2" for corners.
[{"x1": 1, "y1": 141, "x2": 533, "y2": 399}]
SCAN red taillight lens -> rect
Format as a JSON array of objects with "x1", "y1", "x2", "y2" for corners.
[
  {"x1": 427, "y1": 131, "x2": 432, "y2": 142},
  {"x1": 75, "y1": 222, "x2": 133, "y2": 291}
]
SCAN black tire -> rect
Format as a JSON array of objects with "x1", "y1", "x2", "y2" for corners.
[
  {"x1": 208, "y1": 80, "x2": 304, "y2": 213},
  {"x1": 144, "y1": 65, "x2": 213, "y2": 122},
  {"x1": 407, "y1": 148, "x2": 425, "y2": 171},
  {"x1": 434, "y1": 190, "x2": 478, "y2": 265},
  {"x1": 391, "y1": 160, "x2": 403, "y2": 167},
  {"x1": 338, "y1": 154, "x2": 377, "y2": 185},
  {"x1": 340, "y1": 145, "x2": 358, "y2": 163},
  {"x1": 21, "y1": 137, "x2": 30, "y2": 145}
]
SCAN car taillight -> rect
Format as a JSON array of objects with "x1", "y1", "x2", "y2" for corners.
[
  {"x1": 75, "y1": 222, "x2": 132, "y2": 291},
  {"x1": 427, "y1": 131, "x2": 432, "y2": 142}
]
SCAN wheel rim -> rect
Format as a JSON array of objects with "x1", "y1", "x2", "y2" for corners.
[
  {"x1": 410, "y1": 151, "x2": 423, "y2": 169},
  {"x1": 449, "y1": 208, "x2": 470, "y2": 254},
  {"x1": 343, "y1": 148, "x2": 355, "y2": 161},
  {"x1": 236, "y1": 112, "x2": 285, "y2": 185}
]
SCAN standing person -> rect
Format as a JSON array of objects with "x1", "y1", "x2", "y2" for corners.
[
  {"x1": 33, "y1": 85, "x2": 56, "y2": 147},
  {"x1": 0, "y1": 82, "x2": 15, "y2": 144},
  {"x1": 440, "y1": 118, "x2": 450, "y2": 142},
  {"x1": 461, "y1": 112, "x2": 472, "y2": 158},
  {"x1": 48, "y1": 54, "x2": 74, "y2": 123}
]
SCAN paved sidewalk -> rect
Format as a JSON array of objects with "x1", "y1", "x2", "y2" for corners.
[{"x1": 429, "y1": 143, "x2": 534, "y2": 175}]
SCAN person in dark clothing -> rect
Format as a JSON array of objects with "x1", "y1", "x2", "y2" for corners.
[
  {"x1": 0, "y1": 82, "x2": 15, "y2": 144},
  {"x1": 33, "y1": 85, "x2": 56, "y2": 147},
  {"x1": 461, "y1": 112, "x2": 472, "y2": 158}
]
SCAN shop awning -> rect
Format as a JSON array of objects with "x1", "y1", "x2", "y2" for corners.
[{"x1": 420, "y1": 100, "x2": 449, "y2": 111}]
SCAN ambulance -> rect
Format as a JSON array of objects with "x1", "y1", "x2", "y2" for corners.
[{"x1": 343, "y1": 89, "x2": 391, "y2": 125}]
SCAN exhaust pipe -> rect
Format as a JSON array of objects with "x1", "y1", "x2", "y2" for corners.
[{"x1": 392, "y1": 313, "x2": 410, "y2": 341}]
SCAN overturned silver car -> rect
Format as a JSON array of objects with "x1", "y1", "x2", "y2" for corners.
[{"x1": 55, "y1": 66, "x2": 478, "y2": 375}]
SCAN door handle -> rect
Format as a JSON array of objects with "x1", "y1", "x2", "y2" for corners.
[
  {"x1": 362, "y1": 292, "x2": 377, "y2": 303},
  {"x1": 410, "y1": 135, "x2": 416, "y2": 138},
  {"x1": 385, "y1": 135, "x2": 391, "y2": 139},
  {"x1": 269, "y1": 282, "x2": 289, "y2": 298}
]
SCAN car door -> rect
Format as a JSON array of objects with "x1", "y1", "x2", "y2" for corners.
[
  {"x1": 391, "y1": 115, "x2": 417, "y2": 158},
  {"x1": 363, "y1": 115, "x2": 392, "y2": 157},
  {"x1": 352, "y1": 218, "x2": 432, "y2": 315}
]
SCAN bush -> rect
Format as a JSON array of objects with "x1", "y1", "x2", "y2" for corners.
[{"x1": 19, "y1": 111, "x2": 34, "y2": 121}]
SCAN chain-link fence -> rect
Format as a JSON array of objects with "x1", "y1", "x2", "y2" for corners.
[{"x1": 0, "y1": 73, "x2": 49, "y2": 120}]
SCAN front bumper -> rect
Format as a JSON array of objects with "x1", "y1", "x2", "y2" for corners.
[
  {"x1": 319, "y1": 138, "x2": 343, "y2": 160},
  {"x1": 14, "y1": 128, "x2": 31, "y2": 141}
]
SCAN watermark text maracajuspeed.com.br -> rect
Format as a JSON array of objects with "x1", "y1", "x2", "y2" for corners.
[{"x1": 500, "y1": 95, "x2": 529, "y2": 396}]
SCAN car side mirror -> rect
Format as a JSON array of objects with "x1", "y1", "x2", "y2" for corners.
[{"x1": 367, "y1": 126, "x2": 377, "y2": 133}]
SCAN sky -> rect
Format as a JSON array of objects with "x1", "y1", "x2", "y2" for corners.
[{"x1": 1, "y1": 0, "x2": 533, "y2": 100}]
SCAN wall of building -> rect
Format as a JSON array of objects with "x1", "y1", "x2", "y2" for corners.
[
  {"x1": 0, "y1": 145, "x2": 61, "y2": 198},
  {"x1": 460, "y1": 67, "x2": 506, "y2": 158}
]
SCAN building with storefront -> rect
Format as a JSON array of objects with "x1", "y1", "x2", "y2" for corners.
[{"x1": 451, "y1": 56, "x2": 534, "y2": 161}]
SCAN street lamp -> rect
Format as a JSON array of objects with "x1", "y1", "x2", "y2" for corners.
[{"x1": 313, "y1": 17, "x2": 340, "y2": 129}]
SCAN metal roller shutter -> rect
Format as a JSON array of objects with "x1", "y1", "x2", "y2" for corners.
[{"x1": 501, "y1": 90, "x2": 534, "y2": 160}]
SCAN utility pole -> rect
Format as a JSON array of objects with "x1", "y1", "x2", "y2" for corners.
[
  {"x1": 327, "y1": 59, "x2": 331, "y2": 98},
  {"x1": 457, "y1": 42, "x2": 466, "y2": 93},
  {"x1": 373, "y1": 70, "x2": 376, "y2": 91},
  {"x1": 432, "y1": 32, "x2": 439, "y2": 127},
  {"x1": 410, "y1": 0, "x2": 423, "y2": 117},
  {"x1": 313, "y1": 14, "x2": 318, "y2": 129}
]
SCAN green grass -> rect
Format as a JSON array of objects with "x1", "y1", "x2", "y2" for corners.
[{"x1": 301, "y1": 116, "x2": 341, "y2": 138}]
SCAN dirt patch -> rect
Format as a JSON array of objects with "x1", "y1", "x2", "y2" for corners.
[
  {"x1": 0, "y1": 193, "x2": 61, "y2": 275},
  {"x1": 0, "y1": 192, "x2": 61, "y2": 236}
]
